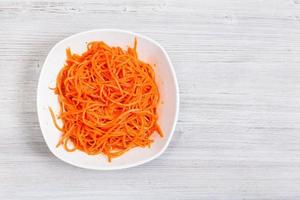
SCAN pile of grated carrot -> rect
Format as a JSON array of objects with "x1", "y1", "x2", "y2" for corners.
[{"x1": 49, "y1": 39, "x2": 162, "y2": 162}]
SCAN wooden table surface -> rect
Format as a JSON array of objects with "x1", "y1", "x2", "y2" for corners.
[{"x1": 1, "y1": 0, "x2": 300, "y2": 199}]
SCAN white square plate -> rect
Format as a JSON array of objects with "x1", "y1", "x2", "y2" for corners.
[{"x1": 37, "y1": 29, "x2": 179, "y2": 170}]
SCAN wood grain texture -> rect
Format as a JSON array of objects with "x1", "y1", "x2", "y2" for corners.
[{"x1": 1, "y1": 0, "x2": 300, "y2": 199}]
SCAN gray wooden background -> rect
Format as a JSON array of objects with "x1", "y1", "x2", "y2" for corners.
[{"x1": 1, "y1": 0, "x2": 300, "y2": 199}]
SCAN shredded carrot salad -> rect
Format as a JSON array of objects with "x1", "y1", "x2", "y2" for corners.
[{"x1": 50, "y1": 39, "x2": 162, "y2": 161}]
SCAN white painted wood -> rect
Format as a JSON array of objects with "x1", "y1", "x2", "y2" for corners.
[{"x1": 1, "y1": 0, "x2": 300, "y2": 199}]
